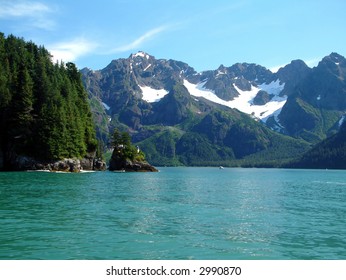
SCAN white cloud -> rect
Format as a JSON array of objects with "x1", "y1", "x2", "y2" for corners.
[
  {"x1": 49, "y1": 38, "x2": 99, "y2": 63},
  {"x1": 108, "y1": 26, "x2": 168, "y2": 54},
  {"x1": 0, "y1": 1, "x2": 56, "y2": 30},
  {"x1": 48, "y1": 24, "x2": 170, "y2": 64},
  {"x1": 0, "y1": 1, "x2": 50, "y2": 17}
]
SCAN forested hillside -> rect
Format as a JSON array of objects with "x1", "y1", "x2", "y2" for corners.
[
  {"x1": 289, "y1": 121, "x2": 346, "y2": 169},
  {"x1": 0, "y1": 34, "x2": 97, "y2": 170}
]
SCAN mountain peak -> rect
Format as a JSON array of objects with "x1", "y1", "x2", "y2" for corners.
[
  {"x1": 289, "y1": 59, "x2": 308, "y2": 68},
  {"x1": 321, "y1": 52, "x2": 345, "y2": 65},
  {"x1": 131, "y1": 51, "x2": 151, "y2": 60},
  {"x1": 276, "y1": 59, "x2": 310, "y2": 80}
]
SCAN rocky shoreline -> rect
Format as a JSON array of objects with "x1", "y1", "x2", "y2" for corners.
[
  {"x1": 1, "y1": 154, "x2": 106, "y2": 172},
  {"x1": 0, "y1": 149, "x2": 157, "y2": 173},
  {"x1": 109, "y1": 158, "x2": 158, "y2": 172},
  {"x1": 0, "y1": 154, "x2": 158, "y2": 173}
]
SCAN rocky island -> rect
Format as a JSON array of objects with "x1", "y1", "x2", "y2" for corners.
[{"x1": 108, "y1": 129, "x2": 158, "y2": 172}]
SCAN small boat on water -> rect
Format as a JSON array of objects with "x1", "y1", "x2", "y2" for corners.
[{"x1": 219, "y1": 166, "x2": 224, "y2": 169}]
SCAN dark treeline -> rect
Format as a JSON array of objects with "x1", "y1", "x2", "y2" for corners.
[
  {"x1": 288, "y1": 121, "x2": 346, "y2": 169},
  {"x1": 0, "y1": 33, "x2": 97, "y2": 169}
]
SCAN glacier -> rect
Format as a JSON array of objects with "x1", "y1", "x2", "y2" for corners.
[
  {"x1": 139, "y1": 85, "x2": 169, "y2": 103},
  {"x1": 183, "y1": 79, "x2": 287, "y2": 122}
]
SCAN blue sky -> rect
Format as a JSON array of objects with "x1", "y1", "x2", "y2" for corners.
[{"x1": 1, "y1": 0, "x2": 345, "y2": 72}]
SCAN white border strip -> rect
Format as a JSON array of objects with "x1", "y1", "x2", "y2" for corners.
[{"x1": 1, "y1": 260, "x2": 346, "y2": 280}]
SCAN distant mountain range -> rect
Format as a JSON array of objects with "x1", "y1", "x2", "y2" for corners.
[{"x1": 81, "y1": 51, "x2": 346, "y2": 167}]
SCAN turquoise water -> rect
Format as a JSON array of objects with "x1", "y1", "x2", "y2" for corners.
[{"x1": 0, "y1": 167, "x2": 345, "y2": 260}]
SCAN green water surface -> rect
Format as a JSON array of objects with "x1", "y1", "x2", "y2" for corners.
[{"x1": 0, "y1": 168, "x2": 345, "y2": 259}]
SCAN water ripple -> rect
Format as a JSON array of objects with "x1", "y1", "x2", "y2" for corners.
[{"x1": 1, "y1": 168, "x2": 346, "y2": 259}]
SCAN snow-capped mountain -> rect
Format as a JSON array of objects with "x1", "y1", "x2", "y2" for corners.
[
  {"x1": 81, "y1": 52, "x2": 346, "y2": 165},
  {"x1": 83, "y1": 51, "x2": 315, "y2": 131},
  {"x1": 83, "y1": 51, "x2": 294, "y2": 123}
]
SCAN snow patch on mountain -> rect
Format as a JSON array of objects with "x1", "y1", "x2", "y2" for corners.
[
  {"x1": 139, "y1": 85, "x2": 168, "y2": 103},
  {"x1": 183, "y1": 79, "x2": 287, "y2": 121},
  {"x1": 133, "y1": 51, "x2": 149, "y2": 60},
  {"x1": 143, "y1": 64, "x2": 151, "y2": 71},
  {"x1": 259, "y1": 80, "x2": 285, "y2": 96},
  {"x1": 184, "y1": 80, "x2": 221, "y2": 104},
  {"x1": 102, "y1": 102, "x2": 110, "y2": 110},
  {"x1": 229, "y1": 84, "x2": 286, "y2": 121},
  {"x1": 216, "y1": 69, "x2": 227, "y2": 77}
]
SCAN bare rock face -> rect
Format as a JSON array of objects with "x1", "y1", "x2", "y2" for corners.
[
  {"x1": 5, "y1": 154, "x2": 106, "y2": 172},
  {"x1": 92, "y1": 158, "x2": 107, "y2": 171},
  {"x1": 51, "y1": 159, "x2": 81, "y2": 172},
  {"x1": 80, "y1": 156, "x2": 107, "y2": 171},
  {"x1": 253, "y1": 90, "x2": 274, "y2": 105},
  {"x1": 109, "y1": 157, "x2": 158, "y2": 172}
]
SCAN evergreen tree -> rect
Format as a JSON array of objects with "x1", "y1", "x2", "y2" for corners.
[
  {"x1": 111, "y1": 129, "x2": 122, "y2": 148},
  {"x1": 0, "y1": 34, "x2": 98, "y2": 167},
  {"x1": 110, "y1": 129, "x2": 145, "y2": 162}
]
